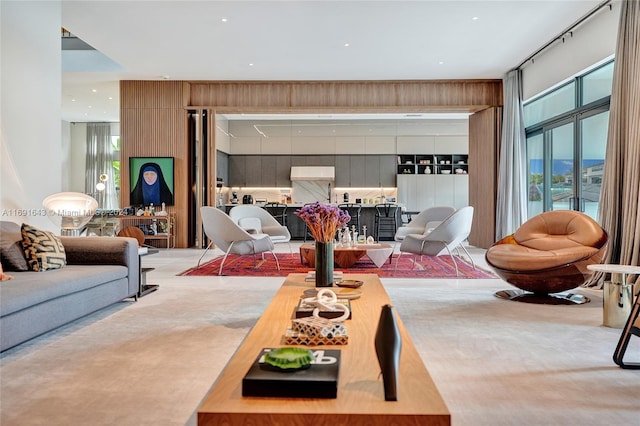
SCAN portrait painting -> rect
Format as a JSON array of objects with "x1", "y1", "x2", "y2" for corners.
[{"x1": 129, "y1": 157, "x2": 174, "y2": 206}]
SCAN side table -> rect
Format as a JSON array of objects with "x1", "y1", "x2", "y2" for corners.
[
  {"x1": 137, "y1": 247, "x2": 160, "y2": 299},
  {"x1": 587, "y1": 264, "x2": 640, "y2": 328}
]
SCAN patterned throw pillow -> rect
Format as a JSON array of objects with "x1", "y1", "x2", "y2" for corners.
[{"x1": 20, "y1": 224, "x2": 66, "y2": 272}]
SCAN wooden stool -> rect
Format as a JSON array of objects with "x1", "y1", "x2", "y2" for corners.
[{"x1": 117, "y1": 226, "x2": 145, "y2": 247}]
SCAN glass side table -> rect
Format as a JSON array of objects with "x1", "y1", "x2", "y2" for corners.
[{"x1": 587, "y1": 264, "x2": 640, "y2": 328}]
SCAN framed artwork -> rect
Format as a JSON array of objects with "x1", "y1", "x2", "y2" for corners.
[{"x1": 129, "y1": 157, "x2": 175, "y2": 206}]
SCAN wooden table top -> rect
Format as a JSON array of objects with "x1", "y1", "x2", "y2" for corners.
[{"x1": 197, "y1": 273, "x2": 450, "y2": 426}]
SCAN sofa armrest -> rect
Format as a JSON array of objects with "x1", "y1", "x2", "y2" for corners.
[
  {"x1": 60, "y1": 236, "x2": 140, "y2": 296},
  {"x1": 60, "y1": 236, "x2": 137, "y2": 267}
]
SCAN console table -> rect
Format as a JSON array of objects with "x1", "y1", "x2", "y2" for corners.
[
  {"x1": 197, "y1": 273, "x2": 450, "y2": 425},
  {"x1": 115, "y1": 215, "x2": 175, "y2": 248}
]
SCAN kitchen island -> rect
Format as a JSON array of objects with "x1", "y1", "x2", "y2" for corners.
[{"x1": 224, "y1": 203, "x2": 403, "y2": 241}]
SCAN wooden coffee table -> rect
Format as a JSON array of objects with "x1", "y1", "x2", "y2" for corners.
[
  {"x1": 197, "y1": 273, "x2": 450, "y2": 425},
  {"x1": 299, "y1": 243, "x2": 394, "y2": 268}
]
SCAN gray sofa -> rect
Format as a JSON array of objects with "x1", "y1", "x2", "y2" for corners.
[{"x1": 0, "y1": 221, "x2": 139, "y2": 352}]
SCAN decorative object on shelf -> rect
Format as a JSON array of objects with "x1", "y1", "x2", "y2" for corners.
[
  {"x1": 375, "y1": 304, "x2": 402, "y2": 401},
  {"x1": 295, "y1": 202, "x2": 350, "y2": 287}
]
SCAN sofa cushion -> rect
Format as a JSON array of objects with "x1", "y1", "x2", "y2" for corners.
[
  {"x1": 0, "y1": 221, "x2": 29, "y2": 271},
  {"x1": 486, "y1": 243, "x2": 600, "y2": 272},
  {"x1": 0, "y1": 265, "x2": 128, "y2": 316},
  {"x1": 21, "y1": 224, "x2": 66, "y2": 272}
]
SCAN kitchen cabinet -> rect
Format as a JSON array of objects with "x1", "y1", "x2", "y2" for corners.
[
  {"x1": 349, "y1": 155, "x2": 366, "y2": 187},
  {"x1": 365, "y1": 155, "x2": 396, "y2": 187},
  {"x1": 245, "y1": 156, "x2": 262, "y2": 186},
  {"x1": 398, "y1": 174, "x2": 468, "y2": 211},
  {"x1": 216, "y1": 150, "x2": 229, "y2": 185},
  {"x1": 229, "y1": 154, "x2": 396, "y2": 188},
  {"x1": 228, "y1": 156, "x2": 246, "y2": 186},
  {"x1": 275, "y1": 156, "x2": 291, "y2": 187},
  {"x1": 334, "y1": 155, "x2": 351, "y2": 186},
  {"x1": 261, "y1": 156, "x2": 277, "y2": 186}
]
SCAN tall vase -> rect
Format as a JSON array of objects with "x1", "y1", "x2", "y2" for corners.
[
  {"x1": 315, "y1": 241, "x2": 334, "y2": 287},
  {"x1": 375, "y1": 304, "x2": 402, "y2": 401}
]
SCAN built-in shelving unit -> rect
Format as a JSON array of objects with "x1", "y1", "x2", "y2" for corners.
[{"x1": 397, "y1": 154, "x2": 468, "y2": 175}]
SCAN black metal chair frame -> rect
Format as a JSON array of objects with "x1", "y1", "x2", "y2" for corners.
[
  {"x1": 338, "y1": 203, "x2": 362, "y2": 233},
  {"x1": 374, "y1": 203, "x2": 400, "y2": 241},
  {"x1": 614, "y1": 290, "x2": 640, "y2": 369},
  {"x1": 262, "y1": 202, "x2": 288, "y2": 226}
]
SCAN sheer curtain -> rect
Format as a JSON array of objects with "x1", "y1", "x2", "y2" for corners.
[
  {"x1": 85, "y1": 123, "x2": 118, "y2": 211},
  {"x1": 591, "y1": 0, "x2": 640, "y2": 287},
  {"x1": 495, "y1": 69, "x2": 528, "y2": 240}
]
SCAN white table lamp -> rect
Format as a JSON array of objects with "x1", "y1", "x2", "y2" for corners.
[{"x1": 43, "y1": 192, "x2": 98, "y2": 235}]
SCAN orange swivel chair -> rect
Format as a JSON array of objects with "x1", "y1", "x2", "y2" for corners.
[{"x1": 486, "y1": 210, "x2": 608, "y2": 303}]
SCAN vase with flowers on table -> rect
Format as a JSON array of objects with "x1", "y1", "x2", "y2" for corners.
[{"x1": 295, "y1": 202, "x2": 350, "y2": 287}]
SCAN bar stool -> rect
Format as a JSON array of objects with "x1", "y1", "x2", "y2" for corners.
[
  {"x1": 338, "y1": 203, "x2": 362, "y2": 232},
  {"x1": 262, "y1": 202, "x2": 288, "y2": 226},
  {"x1": 374, "y1": 203, "x2": 400, "y2": 241}
]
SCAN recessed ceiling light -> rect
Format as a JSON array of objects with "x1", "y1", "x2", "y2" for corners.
[
  {"x1": 88, "y1": 105, "x2": 92, "y2": 108},
  {"x1": 71, "y1": 99, "x2": 76, "y2": 102},
  {"x1": 472, "y1": 16, "x2": 479, "y2": 21},
  {"x1": 249, "y1": 63, "x2": 254, "y2": 67},
  {"x1": 439, "y1": 61, "x2": 444, "y2": 65},
  {"x1": 108, "y1": 96, "x2": 113, "y2": 100},
  {"x1": 91, "y1": 89, "x2": 97, "y2": 93},
  {"x1": 344, "y1": 43, "x2": 350, "y2": 47},
  {"x1": 161, "y1": 75, "x2": 170, "y2": 80},
  {"x1": 221, "y1": 18, "x2": 228, "y2": 22}
]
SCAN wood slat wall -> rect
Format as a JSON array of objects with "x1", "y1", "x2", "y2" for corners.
[
  {"x1": 468, "y1": 107, "x2": 502, "y2": 248},
  {"x1": 190, "y1": 80, "x2": 502, "y2": 110},
  {"x1": 120, "y1": 81, "x2": 190, "y2": 248},
  {"x1": 121, "y1": 79, "x2": 503, "y2": 248}
]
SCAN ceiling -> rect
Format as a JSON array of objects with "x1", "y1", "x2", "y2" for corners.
[{"x1": 60, "y1": 0, "x2": 604, "y2": 123}]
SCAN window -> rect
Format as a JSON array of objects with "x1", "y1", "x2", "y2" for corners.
[{"x1": 524, "y1": 60, "x2": 613, "y2": 221}]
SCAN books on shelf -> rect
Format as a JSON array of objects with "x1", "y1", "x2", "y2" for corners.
[{"x1": 242, "y1": 348, "x2": 341, "y2": 398}]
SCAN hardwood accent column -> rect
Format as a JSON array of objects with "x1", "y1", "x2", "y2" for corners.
[
  {"x1": 468, "y1": 107, "x2": 502, "y2": 248},
  {"x1": 120, "y1": 81, "x2": 190, "y2": 248}
]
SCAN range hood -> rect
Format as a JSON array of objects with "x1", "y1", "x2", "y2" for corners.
[{"x1": 290, "y1": 166, "x2": 335, "y2": 181}]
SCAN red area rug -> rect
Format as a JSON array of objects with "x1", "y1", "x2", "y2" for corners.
[{"x1": 179, "y1": 253, "x2": 496, "y2": 279}]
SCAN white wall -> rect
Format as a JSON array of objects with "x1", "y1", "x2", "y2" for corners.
[
  {"x1": 522, "y1": 1, "x2": 620, "y2": 100},
  {"x1": 69, "y1": 122, "x2": 87, "y2": 193},
  {"x1": 1, "y1": 1, "x2": 62, "y2": 231}
]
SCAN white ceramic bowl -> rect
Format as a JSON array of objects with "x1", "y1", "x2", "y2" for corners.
[{"x1": 441, "y1": 170, "x2": 451, "y2": 174}]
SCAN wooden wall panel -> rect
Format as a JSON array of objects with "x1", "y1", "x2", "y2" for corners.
[
  {"x1": 120, "y1": 81, "x2": 189, "y2": 248},
  {"x1": 123, "y1": 79, "x2": 503, "y2": 249},
  {"x1": 190, "y1": 82, "x2": 291, "y2": 107},
  {"x1": 468, "y1": 107, "x2": 502, "y2": 248},
  {"x1": 189, "y1": 80, "x2": 503, "y2": 111}
]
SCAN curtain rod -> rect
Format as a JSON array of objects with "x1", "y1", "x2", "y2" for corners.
[{"x1": 515, "y1": 0, "x2": 612, "y2": 71}]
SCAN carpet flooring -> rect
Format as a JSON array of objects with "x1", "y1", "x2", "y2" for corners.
[
  {"x1": 179, "y1": 252, "x2": 496, "y2": 279},
  {"x1": 1, "y1": 246, "x2": 638, "y2": 426}
]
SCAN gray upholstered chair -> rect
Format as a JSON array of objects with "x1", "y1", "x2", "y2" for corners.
[
  {"x1": 394, "y1": 206, "x2": 456, "y2": 242},
  {"x1": 228, "y1": 205, "x2": 292, "y2": 254},
  {"x1": 395, "y1": 206, "x2": 474, "y2": 275},
  {"x1": 198, "y1": 206, "x2": 280, "y2": 275}
]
